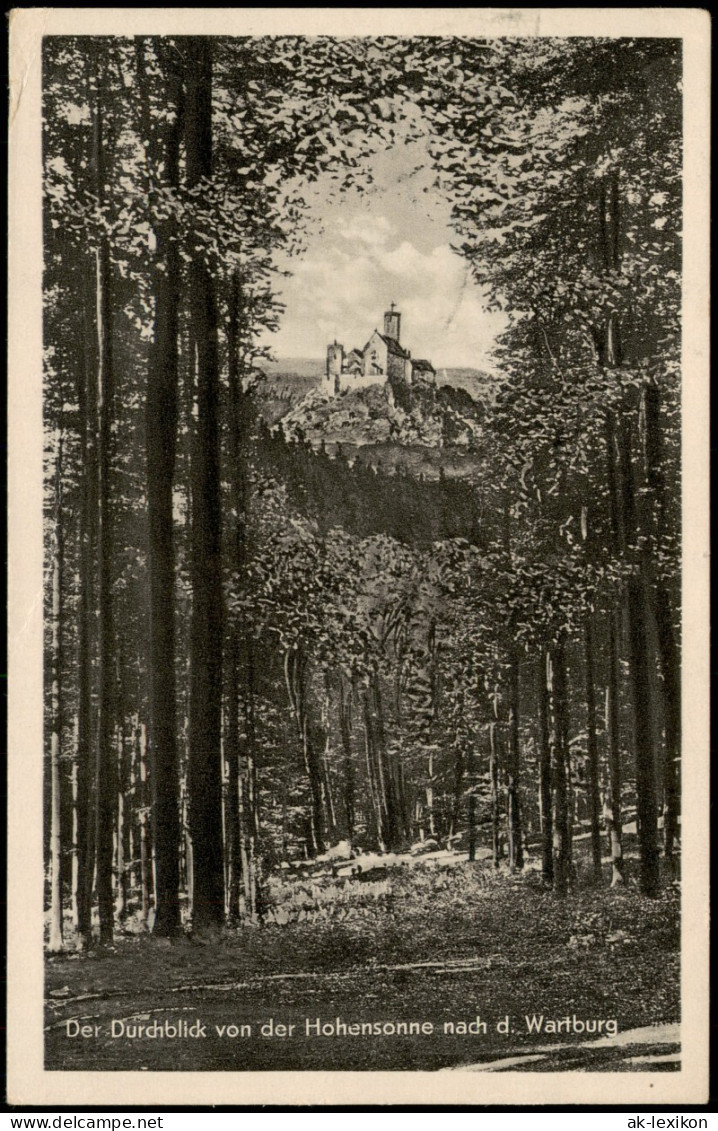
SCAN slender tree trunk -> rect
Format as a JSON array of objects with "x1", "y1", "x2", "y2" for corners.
[
  {"x1": 506, "y1": 650, "x2": 524, "y2": 871},
  {"x1": 242, "y1": 644, "x2": 263, "y2": 922},
  {"x1": 115, "y1": 718, "x2": 129, "y2": 921},
  {"x1": 322, "y1": 746, "x2": 338, "y2": 845},
  {"x1": 75, "y1": 194, "x2": 100, "y2": 953},
  {"x1": 598, "y1": 177, "x2": 660, "y2": 897},
  {"x1": 338, "y1": 675, "x2": 355, "y2": 843},
  {"x1": 603, "y1": 420, "x2": 625, "y2": 885},
  {"x1": 91, "y1": 85, "x2": 116, "y2": 945},
  {"x1": 223, "y1": 278, "x2": 241, "y2": 926},
  {"x1": 449, "y1": 742, "x2": 465, "y2": 846},
  {"x1": 127, "y1": 716, "x2": 138, "y2": 897},
  {"x1": 369, "y1": 674, "x2": 405, "y2": 851},
  {"x1": 285, "y1": 649, "x2": 325, "y2": 857},
  {"x1": 224, "y1": 641, "x2": 241, "y2": 925},
  {"x1": 548, "y1": 641, "x2": 570, "y2": 897},
  {"x1": 626, "y1": 577, "x2": 660, "y2": 897},
  {"x1": 426, "y1": 750, "x2": 436, "y2": 839},
  {"x1": 363, "y1": 694, "x2": 383, "y2": 851},
  {"x1": 185, "y1": 38, "x2": 225, "y2": 932},
  {"x1": 71, "y1": 753, "x2": 79, "y2": 929},
  {"x1": 616, "y1": 417, "x2": 660, "y2": 897},
  {"x1": 639, "y1": 383, "x2": 680, "y2": 865},
  {"x1": 138, "y1": 721, "x2": 151, "y2": 924},
  {"x1": 319, "y1": 674, "x2": 338, "y2": 843},
  {"x1": 138, "y1": 40, "x2": 184, "y2": 938},
  {"x1": 115, "y1": 743, "x2": 125, "y2": 920},
  {"x1": 537, "y1": 651, "x2": 553, "y2": 886},
  {"x1": 605, "y1": 614, "x2": 624, "y2": 885},
  {"x1": 48, "y1": 438, "x2": 64, "y2": 952},
  {"x1": 488, "y1": 710, "x2": 501, "y2": 868},
  {"x1": 235, "y1": 653, "x2": 262, "y2": 925},
  {"x1": 584, "y1": 616, "x2": 602, "y2": 883},
  {"x1": 654, "y1": 586, "x2": 680, "y2": 865},
  {"x1": 467, "y1": 788, "x2": 477, "y2": 862},
  {"x1": 225, "y1": 273, "x2": 262, "y2": 922}
]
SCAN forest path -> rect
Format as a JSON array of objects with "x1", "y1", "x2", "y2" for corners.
[
  {"x1": 445, "y1": 1022, "x2": 680, "y2": 1072},
  {"x1": 45, "y1": 870, "x2": 680, "y2": 1072},
  {"x1": 45, "y1": 941, "x2": 679, "y2": 1072}
]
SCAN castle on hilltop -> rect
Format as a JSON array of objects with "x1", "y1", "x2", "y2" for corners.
[{"x1": 324, "y1": 304, "x2": 436, "y2": 397}]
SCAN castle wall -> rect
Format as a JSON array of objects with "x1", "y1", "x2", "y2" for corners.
[{"x1": 337, "y1": 369, "x2": 389, "y2": 393}]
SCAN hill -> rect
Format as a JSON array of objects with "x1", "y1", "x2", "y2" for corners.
[
  {"x1": 276, "y1": 380, "x2": 485, "y2": 455},
  {"x1": 261, "y1": 357, "x2": 325, "y2": 381}
]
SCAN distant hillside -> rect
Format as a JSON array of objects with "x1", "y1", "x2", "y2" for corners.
[
  {"x1": 436, "y1": 367, "x2": 497, "y2": 404},
  {"x1": 254, "y1": 360, "x2": 324, "y2": 423},
  {"x1": 260, "y1": 359, "x2": 494, "y2": 396},
  {"x1": 260, "y1": 357, "x2": 324, "y2": 380}
]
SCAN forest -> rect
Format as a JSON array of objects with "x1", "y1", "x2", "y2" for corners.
[{"x1": 43, "y1": 34, "x2": 682, "y2": 1071}]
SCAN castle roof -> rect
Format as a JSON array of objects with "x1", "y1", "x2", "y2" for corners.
[
  {"x1": 377, "y1": 332, "x2": 410, "y2": 359},
  {"x1": 412, "y1": 358, "x2": 435, "y2": 373}
]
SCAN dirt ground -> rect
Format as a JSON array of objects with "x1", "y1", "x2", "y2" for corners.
[{"x1": 45, "y1": 861, "x2": 680, "y2": 1072}]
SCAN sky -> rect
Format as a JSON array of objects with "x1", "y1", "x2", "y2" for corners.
[{"x1": 262, "y1": 138, "x2": 506, "y2": 371}]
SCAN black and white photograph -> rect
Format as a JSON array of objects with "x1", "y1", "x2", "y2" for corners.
[{"x1": 7, "y1": 6, "x2": 710, "y2": 1107}]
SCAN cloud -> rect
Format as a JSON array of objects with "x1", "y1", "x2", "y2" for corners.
[
  {"x1": 336, "y1": 214, "x2": 394, "y2": 248},
  {"x1": 266, "y1": 203, "x2": 506, "y2": 369}
]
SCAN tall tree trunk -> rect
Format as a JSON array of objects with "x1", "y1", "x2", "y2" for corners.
[
  {"x1": 241, "y1": 642, "x2": 262, "y2": 922},
  {"x1": 368, "y1": 673, "x2": 405, "y2": 851},
  {"x1": 362, "y1": 694, "x2": 383, "y2": 851},
  {"x1": 137, "y1": 721, "x2": 151, "y2": 924},
  {"x1": 626, "y1": 576, "x2": 660, "y2": 897},
  {"x1": 425, "y1": 749, "x2": 436, "y2": 839},
  {"x1": 467, "y1": 788, "x2": 477, "y2": 863},
  {"x1": 137, "y1": 39, "x2": 183, "y2": 938},
  {"x1": 91, "y1": 85, "x2": 115, "y2": 945},
  {"x1": 603, "y1": 420, "x2": 625, "y2": 885},
  {"x1": 225, "y1": 273, "x2": 263, "y2": 921},
  {"x1": 224, "y1": 641, "x2": 241, "y2": 925},
  {"x1": 599, "y1": 176, "x2": 660, "y2": 897},
  {"x1": 537, "y1": 650, "x2": 553, "y2": 886},
  {"x1": 616, "y1": 416, "x2": 660, "y2": 897},
  {"x1": 639, "y1": 382, "x2": 680, "y2": 866},
  {"x1": 75, "y1": 189, "x2": 100, "y2": 952},
  {"x1": 71, "y1": 751, "x2": 79, "y2": 929},
  {"x1": 127, "y1": 715, "x2": 138, "y2": 897},
  {"x1": 224, "y1": 271, "x2": 243, "y2": 924},
  {"x1": 654, "y1": 586, "x2": 680, "y2": 865},
  {"x1": 506, "y1": 650, "x2": 523, "y2": 871},
  {"x1": 321, "y1": 730, "x2": 338, "y2": 845},
  {"x1": 548, "y1": 640, "x2": 570, "y2": 897},
  {"x1": 338, "y1": 674, "x2": 356, "y2": 843},
  {"x1": 488, "y1": 698, "x2": 501, "y2": 868},
  {"x1": 285, "y1": 648, "x2": 325, "y2": 857},
  {"x1": 605, "y1": 614, "x2": 624, "y2": 885},
  {"x1": 48, "y1": 438, "x2": 64, "y2": 952},
  {"x1": 115, "y1": 717, "x2": 129, "y2": 922},
  {"x1": 449, "y1": 741, "x2": 466, "y2": 847},
  {"x1": 185, "y1": 38, "x2": 225, "y2": 932},
  {"x1": 584, "y1": 616, "x2": 602, "y2": 884}
]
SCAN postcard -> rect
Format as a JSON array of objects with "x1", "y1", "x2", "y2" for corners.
[{"x1": 7, "y1": 6, "x2": 710, "y2": 1107}]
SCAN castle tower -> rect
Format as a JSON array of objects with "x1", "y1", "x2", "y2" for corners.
[
  {"x1": 383, "y1": 302, "x2": 401, "y2": 342},
  {"x1": 326, "y1": 340, "x2": 344, "y2": 396}
]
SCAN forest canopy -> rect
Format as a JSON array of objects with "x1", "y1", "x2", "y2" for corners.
[{"x1": 42, "y1": 34, "x2": 681, "y2": 951}]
